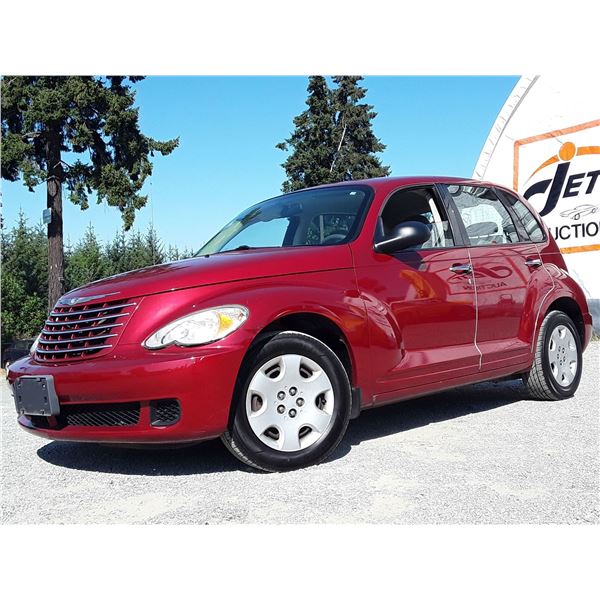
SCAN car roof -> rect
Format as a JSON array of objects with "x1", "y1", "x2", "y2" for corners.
[{"x1": 308, "y1": 175, "x2": 497, "y2": 192}]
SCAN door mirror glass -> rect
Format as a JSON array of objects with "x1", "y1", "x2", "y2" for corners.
[{"x1": 374, "y1": 220, "x2": 432, "y2": 253}]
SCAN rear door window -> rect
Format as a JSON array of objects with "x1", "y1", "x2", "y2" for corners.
[{"x1": 448, "y1": 185, "x2": 520, "y2": 245}]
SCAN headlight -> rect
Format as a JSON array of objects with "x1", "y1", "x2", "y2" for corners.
[
  {"x1": 143, "y1": 305, "x2": 249, "y2": 349},
  {"x1": 30, "y1": 334, "x2": 41, "y2": 355}
]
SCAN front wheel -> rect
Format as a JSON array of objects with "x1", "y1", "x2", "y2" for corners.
[
  {"x1": 523, "y1": 310, "x2": 583, "y2": 400},
  {"x1": 222, "y1": 332, "x2": 352, "y2": 472}
]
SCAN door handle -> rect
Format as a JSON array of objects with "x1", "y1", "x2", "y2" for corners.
[
  {"x1": 525, "y1": 258, "x2": 542, "y2": 268},
  {"x1": 449, "y1": 263, "x2": 472, "y2": 274}
]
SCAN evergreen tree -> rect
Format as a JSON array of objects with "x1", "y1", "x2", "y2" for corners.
[
  {"x1": 1, "y1": 76, "x2": 179, "y2": 309},
  {"x1": 166, "y1": 244, "x2": 180, "y2": 262},
  {"x1": 64, "y1": 236, "x2": 74, "y2": 270},
  {"x1": 329, "y1": 76, "x2": 390, "y2": 182},
  {"x1": 277, "y1": 76, "x2": 389, "y2": 191},
  {"x1": 65, "y1": 224, "x2": 109, "y2": 290},
  {"x1": 1, "y1": 210, "x2": 48, "y2": 301},
  {"x1": 170, "y1": 245, "x2": 193, "y2": 260},
  {"x1": 126, "y1": 230, "x2": 150, "y2": 271},
  {"x1": 1, "y1": 215, "x2": 191, "y2": 342},
  {"x1": 105, "y1": 229, "x2": 129, "y2": 275},
  {"x1": 144, "y1": 223, "x2": 164, "y2": 265},
  {"x1": 276, "y1": 76, "x2": 334, "y2": 192},
  {"x1": 0, "y1": 212, "x2": 48, "y2": 342},
  {"x1": 104, "y1": 224, "x2": 170, "y2": 275}
]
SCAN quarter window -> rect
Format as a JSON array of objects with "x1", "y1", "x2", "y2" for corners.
[
  {"x1": 496, "y1": 189, "x2": 545, "y2": 242},
  {"x1": 449, "y1": 185, "x2": 520, "y2": 245}
]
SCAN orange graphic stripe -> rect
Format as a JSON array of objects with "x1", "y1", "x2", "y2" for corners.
[
  {"x1": 561, "y1": 243, "x2": 600, "y2": 254},
  {"x1": 513, "y1": 118, "x2": 600, "y2": 190},
  {"x1": 576, "y1": 146, "x2": 600, "y2": 156},
  {"x1": 527, "y1": 155, "x2": 559, "y2": 181},
  {"x1": 525, "y1": 145, "x2": 600, "y2": 185}
]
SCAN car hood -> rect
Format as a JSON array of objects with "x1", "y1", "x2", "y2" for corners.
[{"x1": 59, "y1": 245, "x2": 354, "y2": 304}]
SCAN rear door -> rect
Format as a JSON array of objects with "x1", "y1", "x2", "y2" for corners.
[{"x1": 441, "y1": 184, "x2": 551, "y2": 372}]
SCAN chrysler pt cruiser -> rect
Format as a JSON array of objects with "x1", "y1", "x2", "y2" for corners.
[{"x1": 8, "y1": 177, "x2": 593, "y2": 471}]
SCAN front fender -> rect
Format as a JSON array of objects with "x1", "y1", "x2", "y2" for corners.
[{"x1": 122, "y1": 269, "x2": 372, "y2": 397}]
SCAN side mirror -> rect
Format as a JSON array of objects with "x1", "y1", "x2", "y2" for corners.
[{"x1": 374, "y1": 220, "x2": 432, "y2": 254}]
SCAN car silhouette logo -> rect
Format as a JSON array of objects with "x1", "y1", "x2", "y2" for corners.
[{"x1": 559, "y1": 204, "x2": 599, "y2": 220}]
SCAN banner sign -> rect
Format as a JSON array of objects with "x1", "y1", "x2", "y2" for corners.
[
  {"x1": 473, "y1": 76, "x2": 600, "y2": 328},
  {"x1": 515, "y1": 119, "x2": 600, "y2": 254}
]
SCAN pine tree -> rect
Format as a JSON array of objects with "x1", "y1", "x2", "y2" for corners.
[
  {"x1": 1, "y1": 210, "x2": 48, "y2": 300},
  {"x1": 276, "y1": 76, "x2": 334, "y2": 192},
  {"x1": 1, "y1": 214, "x2": 190, "y2": 342},
  {"x1": 166, "y1": 244, "x2": 180, "y2": 262},
  {"x1": 329, "y1": 76, "x2": 390, "y2": 182},
  {"x1": 144, "y1": 223, "x2": 164, "y2": 265},
  {"x1": 125, "y1": 230, "x2": 149, "y2": 271},
  {"x1": 103, "y1": 224, "x2": 168, "y2": 276},
  {"x1": 0, "y1": 212, "x2": 48, "y2": 342},
  {"x1": 277, "y1": 76, "x2": 389, "y2": 191},
  {"x1": 1, "y1": 76, "x2": 179, "y2": 309},
  {"x1": 65, "y1": 224, "x2": 109, "y2": 290},
  {"x1": 105, "y1": 229, "x2": 129, "y2": 275}
]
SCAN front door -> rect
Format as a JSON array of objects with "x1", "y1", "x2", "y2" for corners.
[{"x1": 354, "y1": 185, "x2": 479, "y2": 401}]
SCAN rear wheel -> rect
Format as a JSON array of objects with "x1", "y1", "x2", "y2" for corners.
[
  {"x1": 222, "y1": 331, "x2": 352, "y2": 472},
  {"x1": 523, "y1": 310, "x2": 583, "y2": 400}
]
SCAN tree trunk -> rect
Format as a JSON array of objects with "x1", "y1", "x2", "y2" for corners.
[{"x1": 46, "y1": 127, "x2": 64, "y2": 311}]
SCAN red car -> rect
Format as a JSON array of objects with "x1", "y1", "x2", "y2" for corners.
[{"x1": 8, "y1": 177, "x2": 593, "y2": 472}]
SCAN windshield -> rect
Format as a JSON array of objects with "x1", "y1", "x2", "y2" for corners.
[{"x1": 196, "y1": 185, "x2": 372, "y2": 256}]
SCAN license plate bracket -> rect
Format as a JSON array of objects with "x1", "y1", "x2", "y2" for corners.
[{"x1": 13, "y1": 376, "x2": 60, "y2": 416}]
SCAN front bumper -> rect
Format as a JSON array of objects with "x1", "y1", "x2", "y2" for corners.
[{"x1": 7, "y1": 344, "x2": 246, "y2": 444}]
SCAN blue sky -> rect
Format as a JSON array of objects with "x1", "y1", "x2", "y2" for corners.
[{"x1": 2, "y1": 76, "x2": 518, "y2": 251}]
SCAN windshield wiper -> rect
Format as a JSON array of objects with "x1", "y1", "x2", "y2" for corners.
[
  {"x1": 216, "y1": 245, "x2": 256, "y2": 254},
  {"x1": 198, "y1": 245, "x2": 261, "y2": 258}
]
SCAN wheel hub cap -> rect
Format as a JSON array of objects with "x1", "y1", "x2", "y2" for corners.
[
  {"x1": 548, "y1": 325, "x2": 578, "y2": 387},
  {"x1": 245, "y1": 354, "x2": 335, "y2": 452}
]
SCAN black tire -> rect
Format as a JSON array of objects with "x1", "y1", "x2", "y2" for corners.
[
  {"x1": 221, "y1": 331, "x2": 352, "y2": 472},
  {"x1": 523, "y1": 310, "x2": 583, "y2": 400}
]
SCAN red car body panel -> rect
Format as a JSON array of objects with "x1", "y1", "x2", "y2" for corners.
[{"x1": 8, "y1": 176, "x2": 593, "y2": 445}]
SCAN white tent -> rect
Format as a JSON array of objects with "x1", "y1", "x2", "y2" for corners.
[{"x1": 474, "y1": 75, "x2": 600, "y2": 330}]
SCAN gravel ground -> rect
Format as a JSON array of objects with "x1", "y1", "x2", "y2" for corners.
[{"x1": 2, "y1": 343, "x2": 598, "y2": 524}]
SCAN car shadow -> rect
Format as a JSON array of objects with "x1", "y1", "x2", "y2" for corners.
[
  {"x1": 37, "y1": 438, "x2": 243, "y2": 476},
  {"x1": 328, "y1": 379, "x2": 546, "y2": 463},
  {"x1": 37, "y1": 379, "x2": 545, "y2": 475}
]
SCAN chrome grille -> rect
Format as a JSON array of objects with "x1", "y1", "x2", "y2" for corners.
[{"x1": 36, "y1": 298, "x2": 136, "y2": 362}]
